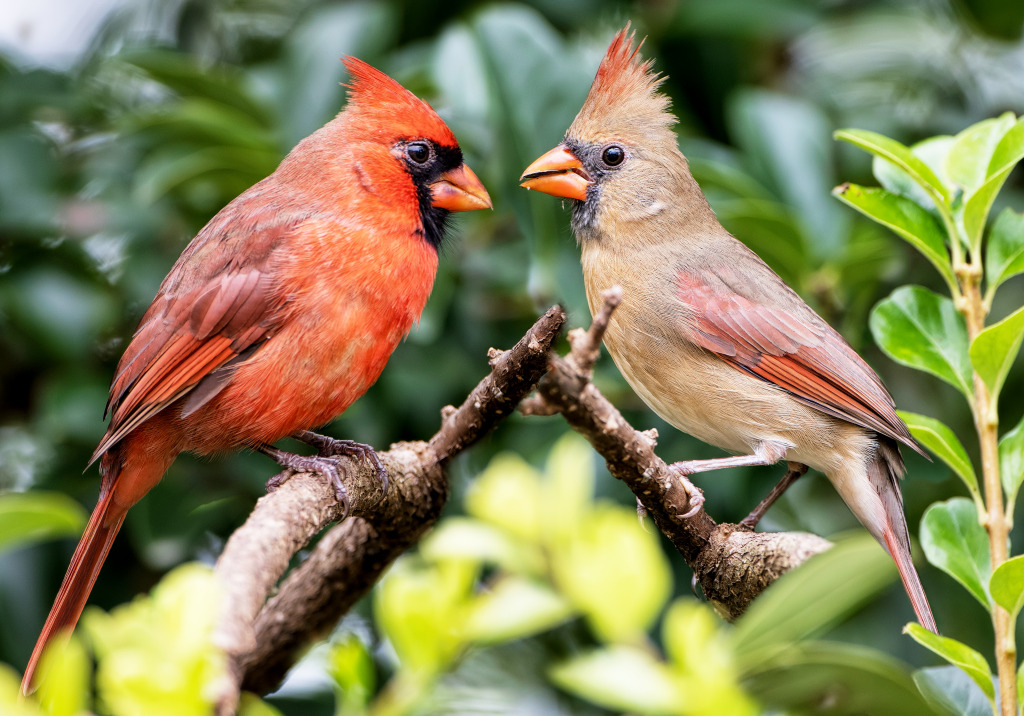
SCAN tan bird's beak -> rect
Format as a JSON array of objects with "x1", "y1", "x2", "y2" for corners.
[
  {"x1": 519, "y1": 144, "x2": 592, "y2": 201},
  {"x1": 430, "y1": 163, "x2": 493, "y2": 212}
]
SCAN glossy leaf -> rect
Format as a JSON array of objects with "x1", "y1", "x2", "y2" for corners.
[
  {"x1": 872, "y1": 136, "x2": 954, "y2": 215},
  {"x1": 744, "y1": 641, "x2": 938, "y2": 715},
  {"x1": 732, "y1": 533, "x2": 895, "y2": 660},
  {"x1": 549, "y1": 646, "x2": 681, "y2": 715},
  {"x1": 990, "y1": 555, "x2": 1024, "y2": 623},
  {"x1": 920, "y1": 499, "x2": 990, "y2": 607},
  {"x1": 832, "y1": 183, "x2": 955, "y2": 291},
  {"x1": 986, "y1": 209, "x2": 1024, "y2": 294},
  {"x1": 905, "y1": 623, "x2": 995, "y2": 702},
  {"x1": 835, "y1": 129, "x2": 951, "y2": 206},
  {"x1": 946, "y1": 113, "x2": 1016, "y2": 194},
  {"x1": 1000, "y1": 414, "x2": 1024, "y2": 509},
  {"x1": 897, "y1": 411, "x2": 979, "y2": 498},
  {"x1": 463, "y1": 575, "x2": 574, "y2": 644},
  {"x1": 0, "y1": 491, "x2": 87, "y2": 555},
  {"x1": 970, "y1": 304, "x2": 1024, "y2": 401},
  {"x1": 870, "y1": 286, "x2": 973, "y2": 399},
  {"x1": 963, "y1": 117, "x2": 1024, "y2": 252},
  {"x1": 914, "y1": 666, "x2": 993, "y2": 716}
]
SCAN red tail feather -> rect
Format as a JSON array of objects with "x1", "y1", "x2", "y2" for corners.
[{"x1": 21, "y1": 490, "x2": 127, "y2": 694}]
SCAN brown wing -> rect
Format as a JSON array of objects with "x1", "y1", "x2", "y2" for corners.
[
  {"x1": 676, "y1": 269, "x2": 924, "y2": 456},
  {"x1": 90, "y1": 215, "x2": 295, "y2": 464}
]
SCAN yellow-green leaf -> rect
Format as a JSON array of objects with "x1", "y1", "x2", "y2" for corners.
[{"x1": 970, "y1": 304, "x2": 1024, "y2": 402}]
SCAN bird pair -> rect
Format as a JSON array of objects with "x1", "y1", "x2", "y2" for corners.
[{"x1": 21, "y1": 22, "x2": 935, "y2": 694}]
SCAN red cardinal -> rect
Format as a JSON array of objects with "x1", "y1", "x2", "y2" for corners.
[
  {"x1": 520, "y1": 26, "x2": 936, "y2": 632},
  {"x1": 22, "y1": 57, "x2": 491, "y2": 691}
]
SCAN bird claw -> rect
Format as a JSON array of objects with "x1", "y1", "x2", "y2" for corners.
[
  {"x1": 669, "y1": 465, "x2": 704, "y2": 518},
  {"x1": 293, "y1": 432, "x2": 389, "y2": 495},
  {"x1": 261, "y1": 450, "x2": 351, "y2": 520}
]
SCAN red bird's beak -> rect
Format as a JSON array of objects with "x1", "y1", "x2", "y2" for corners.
[
  {"x1": 430, "y1": 163, "x2": 493, "y2": 212},
  {"x1": 519, "y1": 144, "x2": 592, "y2": 201}
]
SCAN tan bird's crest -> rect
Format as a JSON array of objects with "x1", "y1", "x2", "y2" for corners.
[{"x1": 570, "y1": 23, "x2": 675, "y2": 142}]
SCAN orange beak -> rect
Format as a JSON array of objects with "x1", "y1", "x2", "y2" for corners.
[
  {"x1": 430, "y1": 163, "x2": 493, "y2": 212},
  {"x1": 519, "y1": 144, "x2": 592, "y2": 201}
]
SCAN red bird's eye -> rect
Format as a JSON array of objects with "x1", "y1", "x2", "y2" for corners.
[
  {"x1": 406, "y1": 142, "x2": 431, "y2": 164},
  {"x1": 602, "y1": 145, "x2": 625, "y2": 167}
]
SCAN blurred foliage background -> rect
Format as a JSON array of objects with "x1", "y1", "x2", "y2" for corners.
[{"x1": 1, "y1": 0, "x2": 1024, "y2": 712}]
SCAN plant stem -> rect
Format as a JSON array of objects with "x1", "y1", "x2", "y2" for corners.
[{"x1": 959, "y1": 264, "x2": 1017, "y2": 716}]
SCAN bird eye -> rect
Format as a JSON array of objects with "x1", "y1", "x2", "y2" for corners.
[
  {"x1": 602, "y1": 145, "x2": 625, "y2": 167},
  {"x1": 406, "y1": 142, "x2": 431, "y2": 164}
]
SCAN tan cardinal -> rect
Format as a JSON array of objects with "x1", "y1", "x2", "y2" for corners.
[{"x1": 520, "y1": 25, "x2": 936, "y2": 632}]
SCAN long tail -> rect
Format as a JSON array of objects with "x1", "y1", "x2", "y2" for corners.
[
  {"x1": 869, "y1": 440, "x2": 938, "y2": 633},
  {"x1": 20, "y1": 487, "x2": 127, "y2": 694}
]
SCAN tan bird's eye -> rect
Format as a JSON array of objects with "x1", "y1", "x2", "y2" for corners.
[{"x1": 602, "y1": 145, "x2": 625, "y2": 167}]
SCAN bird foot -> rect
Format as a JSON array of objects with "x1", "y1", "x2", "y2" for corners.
[
  {"x1": 292, "y1": 430, "x2": 389, "y2": 494},
  {"x1": 261, "y1": 447, "x2": 351, "y2": 519},
  {"x1": 669, "y1": 466, "x2": 705, "y2": 518}
]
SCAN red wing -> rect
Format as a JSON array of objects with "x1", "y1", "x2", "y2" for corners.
[
  {"x1": 90, "y1": 219, "x2": 291, "y2": 463},
  {"x1": 677, "y1": 270, "x2": 922, "y2": 454}
]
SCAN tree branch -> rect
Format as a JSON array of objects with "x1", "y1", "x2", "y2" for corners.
[
  {"x1": 213, "y1": 306, "x2": 565, "y2": 709},
  {"x1": 521, "y1": 289, "x2": 831, "y2": 618}
]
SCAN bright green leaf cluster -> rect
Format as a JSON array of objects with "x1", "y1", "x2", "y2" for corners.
[
  {"x1": 836, "y1": 114, "x2": 1024, "y2": 714},
  {"x1": 0, "y1": 564, "x2": 281, "y2": 716}
]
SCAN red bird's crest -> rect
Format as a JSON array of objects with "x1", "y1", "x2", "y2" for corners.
[{"x1": 341, "y1": 57, "x2": 457, "y2": 148}]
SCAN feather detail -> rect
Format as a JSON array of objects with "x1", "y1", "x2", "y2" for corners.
[
  {"x1": 677, "y1": 269, "x2": 925, "y2": 457},
  {"x1": 569, "y1": 23, "x2": 674, "y2": 143}
]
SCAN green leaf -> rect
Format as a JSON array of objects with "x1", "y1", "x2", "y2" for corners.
[
  {"x1": 463, "y1": 575, "x2": 574, "y2": 644},
  {"x1": 872, "y1": 136, "x2": 955, "y2": 214},
  {"x1": 970, "y1": 304, "x2": 1024, "y2": 401},
  {"x1": 465, "y1": 452, "x2": 543, "y2": 543},
  {"x1": 946, "y1": 113, "x2": 1016, "y2": 194},
  {"x1": 374, "y1": 558, "x2": 476, "y2": 676},
  {"x1": 920, "y1": 498, "x2": 990, "y2": 607},
  {"x1": 549, "y1": 646, "x2": 681, "y2": 715},
  {"x1": 897, "y1": 411, "x2": 978, "y2": 498},
  {"x1": 552, "y1": 504, "x2": 672, "y2": 643},
  {"x1": 326, "y1": 633, "x2": 375, "y2": 712},
  {"x1": 905, "y1": 623, "x2": 995, "y2": 702},
  {"x1": 732, "y1": 533, "x2": 896, "y2": 661},
  {"x1": 421, "y1": 517, "x2": 544, "y2": 575},
  {"x1": 542, "y1": 432, "x2": 596, "y2": 547},
  {"x1": 963, "y1": 117, "x2": 1024, "y2": 253},
  {"x1": 914, "y1": 666, "x2": 993, "y2": 716},
  {"x1": 1000, "y1": 414, "x2": 1024, "y2": 510},
  {"x1": 990, "y1": 555, "x2": 1024, "y2": 623},
  {"x1": 869, "y1": 286, "x2": 973, "y2": 399},
  {"x1": 0, "y1": 491, "x2": 87, "y2": 554},
  {"x1": 744, "y1": 641, "x2": 938, "y2": 716},
  {"x1": 0, "y1": 665, "x2": 43, "y2": 716},
  {"x1": 986, "y1": 209, "x2": 1024, "y2": 294},
  {"x1": 662, "y1": 600, "x2": 759, "y2": 716},
  {"x1": 835, "y1": 129, "x2": 951, "y2": 207},
  {"x1": 83, "y1": 563, "x2": 227, "y2": 716},
  {"x1": 35, "y1": 634, "x2": 89, "y2": 716},
  {"x1": 238, "y1": 694, "x2": 284, "y2": 716},
  {"x1": 832, "y1": 183, "x2": 955, "y2": 291}
]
